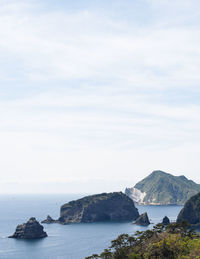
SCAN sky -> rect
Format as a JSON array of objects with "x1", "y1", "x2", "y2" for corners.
[{"x1": 0, "y1": 0, "x2": 200, "y2": 194}]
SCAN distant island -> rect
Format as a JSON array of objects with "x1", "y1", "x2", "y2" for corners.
[
  {"x1": 125, "y1": 170, "x2": 200, "y2": 205},
  {"x1": 85, "y1": 173, "x2": 200, "y2": 258},
  {"x1": 43, "y1": 192, "x2": 139, "y2": 224}
]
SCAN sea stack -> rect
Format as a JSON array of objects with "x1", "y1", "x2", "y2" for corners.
[
  {"x1": 162, "y1": 216, "x2": 170, "y2": 226},
  {"x1": 57, "y1": 192, "x2": 139, "y2": 224},
  {"x1": 9, "y1": 217, "x2": 47, "y2": 239},
  {"x1": 134, "y1": 212, "x2": 150, "y2": 226}
]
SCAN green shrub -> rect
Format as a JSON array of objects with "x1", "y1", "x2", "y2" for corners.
[{"x1": 86, "y1": 222, "x2": 200, "y2": 259}]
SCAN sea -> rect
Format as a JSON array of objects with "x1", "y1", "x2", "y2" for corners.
[{"x1": 0, "y1": 194, "x2": 183, "y2": 259}]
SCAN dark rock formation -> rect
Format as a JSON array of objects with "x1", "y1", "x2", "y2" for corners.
[
  {"x1": 162, "y1": 216, "x2": 170, "y2": 225},
  {"x1": 126, "y1": 170, "x2": 200, "y2": 205},
  {"x1": 41, "y1": 215, "x2": 58, "y2": 224},
  {"x1": 177, "y1": 192, "x2": 200, "y2": 226},
  {"x1": 134, "y1": 212, "x2": 150, "y2": 226},
  {"x1": 9, "y1": 217, "x2": 47, "y2": 239},
  {"x1": 58, "y1": 192, "x2": 139, "y2": 224}
]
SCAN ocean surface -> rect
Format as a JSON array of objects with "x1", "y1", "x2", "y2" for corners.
[{"x1": 0, "y1": 194, "x2": 183, "y2": 259}]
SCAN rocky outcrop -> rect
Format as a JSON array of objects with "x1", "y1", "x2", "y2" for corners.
[
  {"x1": 58, "y1": 192, "x2": 139, "y2": 224},
  {"x1": 126, "y1": 170, "x2": 200, "y2": 205},
  {"x1": 125, "y1": 187, "x2": 146, "y2": 204},
  {"x1": 41, "y1": 215, "x2": 58, "y2": 224},
  {"x1": 9, "y1": 217, "x2": 47, "y2": 239},
  {"x1": 177, "y1": 192, "x2": 200, "y2": 226},
  {"x1": 134, "y1": 212, "x2": 150, "y2": 226},
  {"x1": 162, "y1": 216, "x2": 170, "y2": 226}
]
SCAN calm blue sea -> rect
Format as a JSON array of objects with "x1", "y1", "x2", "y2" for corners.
[{"x1": 0, "y1": 194, "x2": 182, "y2": 259}]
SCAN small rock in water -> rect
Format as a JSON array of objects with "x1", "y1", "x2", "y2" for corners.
[
  {"x1": 41, "y1": 215, "x2": 57, "y2": 224},
  {"x1": 162, "y1": 216, "x2": 170, "y2": 226},
  {"x1": 9, "y1": 217, "x2": 47, "y2": 239},
  {"x1": 134, "y1": 212, "x2": 150, "y2": 226}
]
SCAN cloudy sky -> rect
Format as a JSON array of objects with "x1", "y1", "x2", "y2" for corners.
[{"x1": 0, "y1": 0, "x2": 200, "y2": 193}]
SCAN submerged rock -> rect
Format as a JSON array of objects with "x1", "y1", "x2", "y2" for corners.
[
  {"x1": 9, "y1": 217, "x2": 47, "y2": 239},
  {"x1": 41, "y1": 215, "x2": 58, "y2": 224},
  {"x1": 58, "y1": 192, "x2": 139, "y2": 224},
  {"x1": 134, "y1": 212, "x2": 150, "y2": 226},
  {"x1": 162, "y1": 216, "x2": 170, "y2": 226}
]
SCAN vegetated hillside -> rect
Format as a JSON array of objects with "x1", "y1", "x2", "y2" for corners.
[
  {"x1": 177, "y1": 192, "x2": 200, "y2": 226},
  {"x1": 126, "y1": 170, "x2": 200, "y2": 205},
  {"x1": 86, "y1": 221, "x2": 200, "y2": 259}
]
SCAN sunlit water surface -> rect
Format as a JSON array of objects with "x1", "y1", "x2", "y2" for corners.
[{"x1": 0, "y1": 194, "x2": 183, "y2": 259}]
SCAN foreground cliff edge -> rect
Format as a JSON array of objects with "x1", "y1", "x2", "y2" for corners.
[
  {"x1": 125, "y1": 170, "x2": 200, "y2": 205},
  {"x1": 43, "y1": 192, "x2": 139, "y2": 224}
]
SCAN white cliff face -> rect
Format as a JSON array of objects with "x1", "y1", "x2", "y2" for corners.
[{"x1": 125, "y1": 187, "x2": 146, "y2": 204}]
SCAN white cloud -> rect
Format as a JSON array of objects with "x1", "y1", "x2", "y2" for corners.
[
  {"x1": 0, "y1": 0, "x2": 200, "y2": 87},
  {"x1": 0, "y1": 0, "x2": 200, "y2": 193}
]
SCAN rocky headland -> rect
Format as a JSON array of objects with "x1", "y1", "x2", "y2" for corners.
[
  {"x1": 9, "y1": 217, "x2": 47, "y2": 239},
  {"x1": 44, "y1": 192, "x2": 139, "y2": 224},
  {"x1": 177, "y1": 192, "x2": 200, "y2": 226}
]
